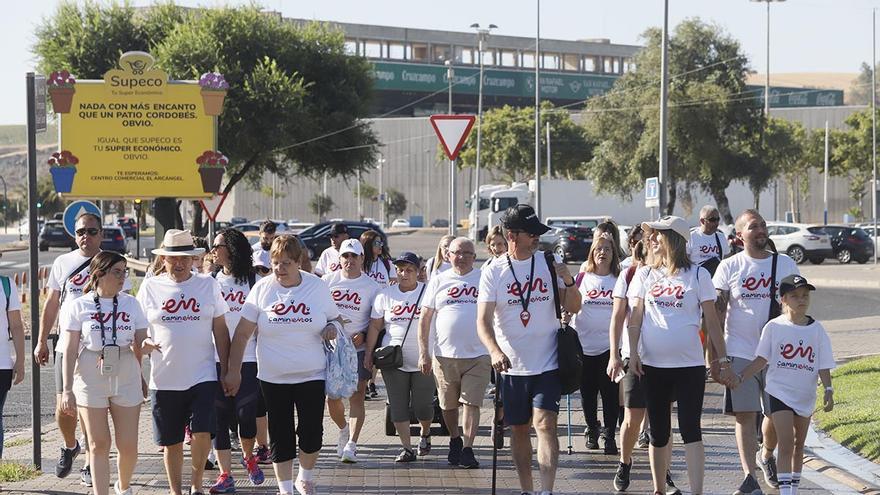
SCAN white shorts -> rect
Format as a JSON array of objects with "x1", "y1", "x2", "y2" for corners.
[{"x1": 73, "y1": 349, "x2": 143, "y2": 409}]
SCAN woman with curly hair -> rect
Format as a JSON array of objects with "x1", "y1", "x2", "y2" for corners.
[{"x1": 361, "y1": 230, "x2": 397, "y2": 289}]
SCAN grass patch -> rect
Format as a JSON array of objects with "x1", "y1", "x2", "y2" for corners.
[
  {"x1": 3, "y1": 437, "x2": 32, "y2": 448},
  {"x1": 0, "y1": 461, "x2": 41, "y2": 482},
  {"x1": 814, "y1": 355, "x2": 880, "y2": 462}
]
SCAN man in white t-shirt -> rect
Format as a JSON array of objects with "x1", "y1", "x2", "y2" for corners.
[
  {"x1": 713, "y1": 208, "x2": 799, "y2": 494},
  {"x1": 688, "y1": 205, "x2": 729, "y2": 277},
  {"x1": 418, "y1": 237, "x2": 488, "y2": 469},
  {"x1": 477, "y1": 205, "x2": 581, "y2": 495},
  {"x1": 251, "y1": 221, "x2": 277, "y2": 275},
  {"x1": 314, "y1": 223, "x2": 349, "y2": 277}
]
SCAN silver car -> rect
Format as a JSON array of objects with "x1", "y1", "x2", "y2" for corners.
[{"x1": 766, "y1": 222, "x2": 833, "y2": 264}]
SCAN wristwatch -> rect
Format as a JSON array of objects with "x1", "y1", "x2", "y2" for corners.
[
  {"x1": 824, "y1": 386, "x2": 834, "y2": 393},
  {"x1": 715, "y1": 356, "x2": 732, "y2": 365}
]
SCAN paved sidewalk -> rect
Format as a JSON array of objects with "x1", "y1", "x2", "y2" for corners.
[{"x1": 2, "y1": 381, "x2": 850, "y2": 495}]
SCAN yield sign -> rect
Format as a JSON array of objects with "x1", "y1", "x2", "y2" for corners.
[
  {"x1": 199, "y1": 192, "x2": 228, "y2": 222},
  {"x1": 429, "y1": 115, "x2": 476, "y2": 161}
]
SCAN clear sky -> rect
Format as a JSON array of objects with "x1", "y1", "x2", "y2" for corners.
[{"x1": 3, "y1": 0, "x2": 880, "y2": 125}]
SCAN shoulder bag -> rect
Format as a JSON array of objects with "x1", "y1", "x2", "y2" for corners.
[
  {"x1": 543, "y1": 252, "x2": 583, "y2": 395},
  {"x1": 372, "y1": 284, "x2": 426, "y2": 370}
]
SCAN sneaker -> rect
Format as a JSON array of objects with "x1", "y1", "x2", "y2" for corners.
[
  {"x1": 665, "y1": 471, "x2": 682, "y2": 495},
  {"x1": 229, "y1": 433, "x2": 241, "y2": 452},
  {"x1": 337, "y1": 425, "x2": 350, "y2": 458},
  {"x1": 243, "y1": 455, "x2": 265, "y2": 485},
  {"x1": 294, "y1": 478, "x2": 316, "y2": 495},
  {"x1": 114, "y1": 480, "x2": 133, "y2": 495},
  {"x1": 369, "y1": 382, "x2": 379, "y2": 398},
  {"x1": 80, "y1": 466, "x2": 92, "y2": 487},
  {"x1": 209, "y1": 472, "x2": 235, "y2": 494},
  {"x1": 254, "y1": 445, "x2": 272, "y2": 465},
  {"x1": 602, "y1": 429, "x2": 619, "y2": 455},
  {"x1": 585, "y1": 426, "x2": 600, "y2": 450},
  {"x1": 637, "y1": 429, "x2": 650, "y2": 449},
  {"x1": 395, "y1": 447, "x2": 416, "y2": 463},
  {"x1": 185, "y1": 424, "x2": 193, "y2": 445},
  {"x1": 341, "y1": 441, "x2": 358, "y2": 464},
  {"x1": 756, "y1": 450, "x2": 779, "y2": 488},
  {"x1": 205, "y1": 451, "x2": 217, "y2": 471},
  {"x1": 613, "y1": 461, "x2": 632, "y2": 491},
  {"x1": 418, "y1": 436, "x2": 431, "y2": 456},
  {"x1": 459, "y1": 447, "x2": 479, "y2": 469},
  {"x1": 447, "y1": 436, "x2": 463, "y2": 466},
  {"x1": 734, "y1": 473, "x2": 764, "y2": 495},
  {"x1": 54, "y1": 441, "x2": 81, "y2": 478}
]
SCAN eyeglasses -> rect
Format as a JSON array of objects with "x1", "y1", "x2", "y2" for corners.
[
  {"x1": 593, "y1": 246, "x2": 614, "y2": 253},
  {"x1": 703, "y1": 217, "x2": 720, "y2": 223},
  {"x1": 75, "y1": 228, "x2": 100, "y2": 237},
  {"x1": 449, "y1": 250, "x2": 475, "y2": 257}
]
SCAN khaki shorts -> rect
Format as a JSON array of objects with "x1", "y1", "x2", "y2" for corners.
[
  {"x1": 432, "y1": 355, "x2": 491, "y2": 410},
  {"x1": 73, "y1": 349, "x2": 143, "y2": 409}
]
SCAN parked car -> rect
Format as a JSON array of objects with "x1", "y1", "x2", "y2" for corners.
[
  {"x1": 430, "y1": 219, "x2": 449, "y2": 228},
  {"x1": 538, "y1": 224, "x2": 592, "y2": 262},
  {"x1": 811, "y1": 224, "x2": 875, "y2": 264},
  {"x1": 234, "y1": 223, "x2": 260, "y2": 233},
  {"x1": 38, "y1": 220, "x2": 77, "y2": 251},
  {"x1": 391, "y1": 218, "x2": 410, "y2": 228},
  {"x1": 230, "y1": 216, "x2": 249, "y2": 225},
  {"x1": 116, "y1": 217, "x2": 138, "y2": 238},
  {"x1": 287, "y1": 222, "x2": 315, "y2": 234},
  {"x1": 100, "y1": 226, "x2": 128, "y2": 254},
  {"x1": 857, "y1": 224, "x2": 880, "y2": 254},
  {"x1": 19, "y1": 219, "x2": 46, "y2": 239},
  {"x1": 766, "y1": 222, "x2": 832, "y2": 264},
  {"x1": 299, "y1": 221, "x2": 386, "y2": 260}
]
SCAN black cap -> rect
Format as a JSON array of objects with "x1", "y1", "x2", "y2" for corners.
[
  {"x1": 393, "y1": 251, "x2": 421, "y2": 268},
  {"x1": 501, "y1": 204, "x2": 550, "y2": 236},
  {"x1": 330, "y1": 223, "x2": 348, "y2": 235},
  {"x1": 779, "y1": 274, "x2": 816, "y2": 297}
]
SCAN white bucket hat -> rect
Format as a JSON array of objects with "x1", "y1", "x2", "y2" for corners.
[
  {"x1": 642, "y1": 215, "x2": 691, "y2": 241},
  {"x1": 151, "y1": 229, "x2": 205, "y2": 256}
]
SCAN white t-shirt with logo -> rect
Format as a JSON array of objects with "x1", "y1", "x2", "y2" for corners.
[
  {"x1": 62, "y1": 293, "x2": 147, "y2": 352},
  {"x1": 612, "y1": 267, "x2": 639, "y2": 359},
  {"x1": 756, "y1": 315, "x2": 835, "y2": 417},
  {"x1": 425, "y1": 257, "x2": 451, "y2": 280},
  {"x1": 137, "y1": 273, "x2": 229, "y2": 391},
  {"x1": 366, "y1": 259, "x2": 397, "y2": 289},
  {"x1": 215, "y1": 271, "x2": 259, "y2": 363},
  {"x1": 241, "y1": 272, "x2": 340, "y2": 384},
  {"x1": 315, "y1": 247, "x2": 342, "y2": 277},
  {"x1": 423, "y1": 268, "x2": 485, "y2": 359},
  {"x1": 477, "y1": 252, "x2": 563, "y2": 376},
  {"x1": 323, "y1": 271, "x2": 381, "y2": 351},
  {"x1": 628, "y1": 265, "x2": 716, "y2": 368},
  {"x1": 688, "y1": 230, "x2": 730, "y2": 265},
  {"x1": 0, "y1": 282, "x2": 22, "y2": 369},
  {"x1": 713, "y1": 252, "x2": 799, "y2": 360},
  {"x1": 48, "y1": 250, "x2": 133, "y2": 350},
  {"x1": 572, "y1": 272, "x2": 616, "y2": 356},
  {"x1": 371, "y1": 283, "x2": 426, "y2": 372}
]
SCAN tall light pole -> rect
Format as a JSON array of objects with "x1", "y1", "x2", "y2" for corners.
[
  {"x1": 534, "y1": 0, "x2": 542, "y2": 220},
  {"x1": 658, "y1": 0, "x2": 669, "y2": 218},
  {"x1": 752, "y1": 0, "x2": 786, "y2": 220},
  {"x1": 425, "y1": 148, "x2": 432, "y2": 228},
  {"x1": 446, "y1": 60, "x2": 456, "y2": 236},
  {"x1": 378, "y1": 154, "x2": 385, "y2": 226},
  {"x1": 873, "y1": 9, "x2": 878, "y2": 263},
  {"x1": 470, "y1": 22, "x2": 497, "y2": 242}
]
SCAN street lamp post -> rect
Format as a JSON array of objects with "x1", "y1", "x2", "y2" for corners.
[
  {"x1": 658, "y1": 0, "x2": 669, "y2": 218},
  {"x1": 534, "y1": 0, "x2": 542, "y2": 220},
  {"x1": 0, "y1": 176, "x2": 7, "y2": 234},
  {"x1": 378, "y1": 154, "x2": 386, "y2": 227},
  {"x1": 470, "y1": 23, "x2": 497, "y2": 242}
]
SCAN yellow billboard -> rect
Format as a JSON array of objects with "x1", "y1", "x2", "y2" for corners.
[{"x1": 51, "y1": 51, "x2": 227, "y2": 199}]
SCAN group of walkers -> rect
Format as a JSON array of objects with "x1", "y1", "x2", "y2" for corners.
[{"x1": 10, "y1": 203, "x2": 836, "y2": 495}]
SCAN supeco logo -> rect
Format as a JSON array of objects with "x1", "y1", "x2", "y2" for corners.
[
  {"x1": 108, "y1": 74, "x2": 164, "y2": 89},
  {"x1": 584, "y1": 288, "x2": 613, "y2": 299},
  {"x1": 91, "y1": 312, "x2": 131, "y2": 324},
  {"x1": 272, "y1": 301, "x2": 311, "y2": 316},
  {"x1": 780, "y1": 340, "x2": 815, "y2": 363},
  {"x1": 507, "y1": 278, "x2": 548, "y2": 296},
  {"x1": 649, "y1": 283, "x2": 685, "y2": 300},
  {"x1": 742, "y1": 275, "x2": 773, "y2": 291},
  {"x1": 447, "y1": 286, "x2": 478, "y2": 298},
  {"x1": 332, "y1": 290, "x2": 363, "y2": 305},
  {"x1": 391, "y1": 303, "x2": 420, "y2": 316},
  {"x1": 162, "y1": 296, "x2": 200, "y2": 314},
  {"x1": 224, "y1": 290, "x2": 246, "y2": 305},
  {"x1": 70, "y1": 273, "x2": 90, "y2": 287}
]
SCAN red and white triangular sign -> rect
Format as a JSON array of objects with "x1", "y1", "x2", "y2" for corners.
[
  {"x1": 429, "y1": 114, "x2": 476, "y2": 161},
  {"x1": 199, "y1": 192, "x2": 228, "y2": 222}
]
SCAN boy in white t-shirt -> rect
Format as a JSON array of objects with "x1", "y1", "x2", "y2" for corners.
[{"x1": 734, "y1": 275, "x2": 834, "y2": 495}]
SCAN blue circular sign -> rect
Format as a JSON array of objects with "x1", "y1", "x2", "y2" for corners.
[{"x1": 63, "y1": 201, "x2": 102, "y2": 237}]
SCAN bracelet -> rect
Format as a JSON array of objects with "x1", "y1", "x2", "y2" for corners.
[{"x1": 564, "y1": 278, "x2": 576, "y2": 288}]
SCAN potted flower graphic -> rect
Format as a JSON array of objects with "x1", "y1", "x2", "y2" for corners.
[
  {"x1": 199, "y1": 72, "x2": 229, "y2": 116},
  {"x1": 48, "y1": 150, "x2": 79, "y2": 193},
  {"x1": 196, "y1": 150, "x2": 228, "y2": 193},
  {"x1": 47, "y1": 70, "x2": 76, "y2": 114}
]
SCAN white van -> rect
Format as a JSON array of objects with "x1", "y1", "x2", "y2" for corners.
[{"x1": 544, "y1": 216, "x2": 612, "y2": 229}]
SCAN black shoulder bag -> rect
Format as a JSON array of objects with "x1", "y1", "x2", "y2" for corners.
[
  {"x1": 699, "y1": 232, "x2": 725, "y2": 277},
  {"x1": 768, "y1": 250, "x2": 781, "y2": 321},
  {"x1": 372, "y1": 284, "x2": 426, "y2": 370},
  {"x1": 543, "y1": 252, "x2": 583, "y2": 395}
]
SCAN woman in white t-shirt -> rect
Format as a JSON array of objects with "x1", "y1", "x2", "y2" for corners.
[
  {"x1": 225, "y1": 236, "x2": 341, "y2": 495},
  {"x1": 60, "y1": 252, "x2": 148, "y2": 495},
  {"x1": 572, "y1": 231, "x2": 621, "y2": 454},
  {"x1": 627, "y1": 216, "x2": 733, "y2": 495},
  {"x1": 423, "y1": 234, "x2": 453, "y2": 281},
  {"x1": 361, "y1": 229, "x2": 397, "y2": 288},
  {"x1": 481, "y1": 225, "x2": 507, "y2": 269},
  {"x1": 735, "y1": 275, "x2": 834, "y2": 495},
  {"x1": 364, "y1": 252, "x2": 432, "y2": 463}
]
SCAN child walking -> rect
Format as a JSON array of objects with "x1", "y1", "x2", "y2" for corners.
[{"x1": 734, "y1": 274, "x2": 835, "y2": 495}]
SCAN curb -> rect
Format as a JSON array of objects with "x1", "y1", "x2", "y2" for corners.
[
  {"x1": 809, "y1": 277, "x2": 880, "y2": 290},
  {"x1": 805, "y1": 418, "x2": 880, "y2": 494}
]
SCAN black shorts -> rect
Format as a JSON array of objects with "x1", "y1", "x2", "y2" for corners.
[
  {"x1": 356, "y1": 351, "x2": 371, "y2": 381},
  {"x1": 260, "y1": 380, "x2": 326, "y2": 463},
  {"x1": 768, "y1": 394, "x2": 799, "y2": 416},
  {"x1": 151, "y1": 381, "x2": 217, "y2": 446},
  {"x1": 213, "y1": 362, "x2": 260, "y2": 450},
  {"x1": 500, "y1": 369, "x2": 561, "y2": 426},
  {"x1": 621, "y1": 358, "x2": 647, "y2": 409}
]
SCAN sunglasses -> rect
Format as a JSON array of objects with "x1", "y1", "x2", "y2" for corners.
[
  {"x1": 75, "y1": 228, "x2": 100, "y2": 237},
  {"x1": 373, "y1": 240, "x2": 384, "y2": 248}
]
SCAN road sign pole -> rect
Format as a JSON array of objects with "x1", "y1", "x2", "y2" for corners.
[{"x1": 26, "y1": 72, "x2": 42, "y2": 470}]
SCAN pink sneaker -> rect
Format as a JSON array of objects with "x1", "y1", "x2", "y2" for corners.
[{"x1": 184, "y1": 424, "x2": 193, "y2": 446}]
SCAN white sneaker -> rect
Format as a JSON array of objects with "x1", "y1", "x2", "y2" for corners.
[
  {"x1": 340, "y1": 441, "x2": 358, "y2": 463},
  {"x1": 337, "y1": 425, "x2": 350, "y2": 457},
  {"x1": 295, "y1": 478, "x2": 317, "y2": 495},
  {"x1": 114, "y1": 480, "x2": 133, "y2": 495}
]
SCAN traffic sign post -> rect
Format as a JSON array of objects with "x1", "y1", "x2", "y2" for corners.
[
  {"x1": 199, "y1": 192, "x2": 229, "y2": 245},
  {"x1": 62, "y1": 200, "x2": 102, "y2": 237},
  {"x1": 429, "y1": 115, "x2": 476, "y2": 236},
  {"x1": 645, "y1": 177, "x2": 660, "y2": 211}
]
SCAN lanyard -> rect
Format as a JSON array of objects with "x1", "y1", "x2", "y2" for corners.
[
  {"x1": 506, "y1": 254, "x2": 536, "y2": 326},
  {"x1": 93, "y1": 295, "x2": 119, "y2": 347}
]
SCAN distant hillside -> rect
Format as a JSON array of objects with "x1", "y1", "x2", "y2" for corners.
[
  {"x1": 0, "y1": 124, "x2": 58, "y2": 147},
  {"x1": 0, "y1": 124, "x2": 57, "y2": 194}
]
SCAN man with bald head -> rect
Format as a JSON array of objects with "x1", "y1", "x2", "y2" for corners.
[
  {"x1": 689, "y1": 205, "x2": 729, "y2": 277},
  {"x1": 712, "y1": 209, "x2": 800, "y2": 494},
  {"x1": 418, "y1": 237, "x2": 489, "y2": 469}
]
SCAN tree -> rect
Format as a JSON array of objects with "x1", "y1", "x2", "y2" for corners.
[
  {"x1": 760, "y1": 118, "x2": 814, "y2": 220},
  {"x1": 830, "y1": 109, "x2": 877, "y2": 221},
  {"x1": 386, "y1": 188, "x2": 407, "y2": 223},
  {"x1": 308, "y1": 193, "x2": 334, "y2": 221},
  {"x1": 847, "y1": 62, "x2": 876, "y2": 106},
  {"x1": 583, "y1": 19, "x2": 763, "y2": 222}
]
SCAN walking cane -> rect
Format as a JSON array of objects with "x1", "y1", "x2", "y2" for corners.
[
  {"x1": 491, "y1": 370, "x2": 504, "y2": 495},
  {"x1": 566, "y1": 394, "x2": 573, "y2": 455}
]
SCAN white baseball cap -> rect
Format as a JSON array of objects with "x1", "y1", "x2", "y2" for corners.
[
  {"x1": 339, "y1": 239, "x2": 364, "y2": 256},
  {"x1": 641, "y1": 215, "x2": 691, "y2": 241}
]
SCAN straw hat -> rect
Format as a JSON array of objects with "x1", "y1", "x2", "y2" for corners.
[{"x1": 151, "y1": 229, "x2": 205, "y2": 257}]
